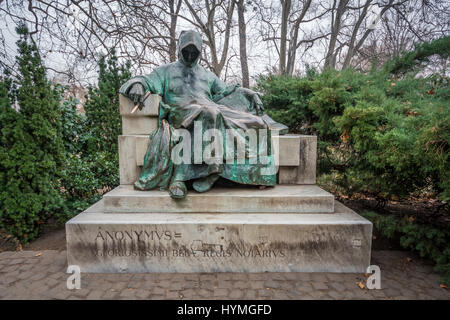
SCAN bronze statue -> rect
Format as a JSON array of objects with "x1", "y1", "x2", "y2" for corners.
[{"x1": 120, "y1": 30, "x2": 287, "y2": 199}]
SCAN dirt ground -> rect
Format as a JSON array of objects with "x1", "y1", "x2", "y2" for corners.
[
  {"x1": 0, "y1": 223, "x2": 66, "y2": 253},
  {"x1": 22, "y1": 227, "x2": 66, "y2": 251}
]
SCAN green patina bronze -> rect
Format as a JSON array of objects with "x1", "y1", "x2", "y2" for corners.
[{"x1": 119, "y1": 30, "x2": 288, "y2": 199}]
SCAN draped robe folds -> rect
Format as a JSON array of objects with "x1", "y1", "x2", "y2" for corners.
[{"x1": 119, "y1": 30, "x2": 279, "y2": 191}]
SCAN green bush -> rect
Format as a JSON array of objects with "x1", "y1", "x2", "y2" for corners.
[
  {"x1": 257, "y1": 36, "x2": 450, "y2": 202},
  {"x1": 60, "y1": 152, "x2": 118, "y2": 220},
  {"x1": 257, "y1": 75, "x2": 315, "y2": 133},
  {"x1": 57, "y1": 51, "x2": 131, "y2": 221},
  {"x1": 57, "y1": 97, "x2": 118, "y2": 220},
  {"x1": 362, "y1": 211, "x2": 450, "y2": 285},
  {"x1": 0, "y1": 25, "x2": 65, "y2": 242},
  {"x1": 60, "y1": 96, "x2": 90, "y2": 155},
  {"x1": 0, "y1": 37, "x2": 132, "y2": 237},
  {"x1": 84, "y1": 49, "x2": 131, "y2": 155},
  {"x1": 258, "y1": 38, "x2": 450, "y2": 282}
]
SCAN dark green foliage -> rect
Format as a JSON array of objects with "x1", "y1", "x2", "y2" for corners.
[
  {"x1": 58, "y1": 97, "x2": 118, "y2": 220},
  {"x1": 58, "y1": 51, "x2": 131, "y2": 220},
  {"x1": 0, "y1": 25, "x2": 65, "y2": 242},
  {"x1": 0, "y1": 31, "x2": 131, "y2": 237},
  {"x1": 258, "y1": 37, "x2": 449, "y2": 282},
  {"x1": 257, "y1": 36, "x2": 449, "y2": 202},
  {"x1": 84, "y1": 49, "x2": 131, "y2": 155},
  {"x1": 362, "y1": 211, "x2": 450, "y2": 285},
  {"x1": 60, "y1": 152, "x2": 118, "y2": 219},
  {"x1": 257, "y1": 75, "x2": 314, "y2": 133},
  {"x1": 334, "y1": 72, "x2": 449, "y2": 201},
  {"x1": 60, "y1": 97, "x2": 90, "y2": 155}
]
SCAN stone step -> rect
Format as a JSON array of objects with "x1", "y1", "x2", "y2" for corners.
[
  {"x1": 66, "y1": 200, "x2": 372, "y2": 273},
  {"x1": 103, "y1": 184, "x2": 335, "y2": 214}
]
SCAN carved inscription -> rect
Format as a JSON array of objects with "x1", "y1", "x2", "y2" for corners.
[
  {"x1": 93, "y1": 227, "x2": 286, "y2": 259},
  {"x1": 95, "y1": 229, "x2": 178, "y2": 241}
]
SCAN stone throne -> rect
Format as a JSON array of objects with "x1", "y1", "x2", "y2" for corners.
[{"x1": 66, "y1": 95, "x2": 372, "y2": 273}]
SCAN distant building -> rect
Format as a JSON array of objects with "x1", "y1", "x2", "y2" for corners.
[{"x1": 63, "y1": 85, "x2": 88, "y2": 114}]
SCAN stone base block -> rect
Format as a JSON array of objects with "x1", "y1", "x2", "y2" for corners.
[
  {"x1": 66, "y1": 200, "x2": 372, "y2": 273},
  {"x1": 103, "y1": 184, "x2": 335, "y2": 213},
  {"x1": 279, "y1": 135, "x2": 317, "y2": 184}
]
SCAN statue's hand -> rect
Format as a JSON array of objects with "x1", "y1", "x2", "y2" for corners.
[
  {"x1": 128, "y1": 83, "x2": 147, "y2": 110},
  {"x1": 252, "y1": 92, "x2": 264, "y2": 116},
  {"x1": 238, "y1": 87, "x2": 264, "y2": 115},
  {"x1": 245, "y1": 90, "x2": 264, "y2": 116}
]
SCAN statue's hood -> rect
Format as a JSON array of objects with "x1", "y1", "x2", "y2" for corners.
[{"x1": 178, "y1": 30, "x2": 202, "y2": 67}]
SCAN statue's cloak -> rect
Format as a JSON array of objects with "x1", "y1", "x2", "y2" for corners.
[{"x1": 120, "y1": 30, "x2": 278, "y2": 190}]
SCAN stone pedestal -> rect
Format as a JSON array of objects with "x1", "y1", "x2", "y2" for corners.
[
  {"x1": 67, "y1": 200, "x2": 371, "y2": 273},
  {"x1": 66, "y1": 95, "x2": 372, "y2": 273}
]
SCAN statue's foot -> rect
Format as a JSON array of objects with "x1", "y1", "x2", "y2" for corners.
[
  {"x1": 193, "y1": 174, "x2": 220, "y2": 193},
  {"x1": 169, "y1": 180, "x2": 187, "y2": 199},
  {"x1": 134, "y1": 181, "x2": 146, "y2": 191}
]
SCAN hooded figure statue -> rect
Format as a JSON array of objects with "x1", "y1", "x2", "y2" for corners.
[{"x1": 120, "y1": 30, "x2": 288, "y2": 199}]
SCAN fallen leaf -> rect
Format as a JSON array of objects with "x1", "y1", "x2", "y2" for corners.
[
  {"x1": 340, "y1": 130, "x2": 350, "y2": 143},
  {"x1": 440, "y1": 284, "x2": 448, "y2": 289},
  {"x1": 357, "y1": 281, "x2": 365, "y2": 289},
  {"x1": 35, "y1": 252, "x2": 42, "y2": 257},
  {"x1": 405, "y1": 110, "x2": 419, "y2": 117}
]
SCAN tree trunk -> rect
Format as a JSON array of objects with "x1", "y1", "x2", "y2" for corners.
[
  {"x1": 184, "y1": 0, "x2": 235, "y2": 77},
  {"x1": 342, "y1": 0, "x2": 372, "y2": 69},
  {"x1": 342, "y1": 0, "x2": 396, "y2": 69},
  {"x1": 286, "y1": 0, "x2": 312, "y2": 75},
  {"x1": 168, "y1": 0, "x2": 182, "y2": 62},
  {"x1": 236, "y1": 0, "x2": 249, "y2": 87},
  {"x1": 324, "y1": 0, "x2": 349, "y2": 69},
  {"x1": 279, "y1": 0, "x2": 291, "y2": 74}
]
